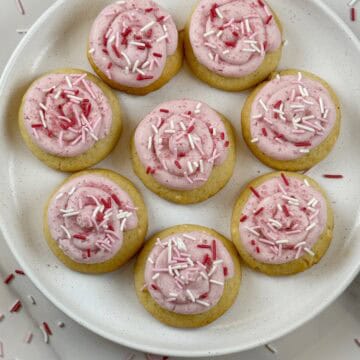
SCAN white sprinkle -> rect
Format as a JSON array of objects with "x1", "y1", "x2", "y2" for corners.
[
  {"x1": 245, "y1": 226, "x2": 260, "y2": 236},
  {"x1": 242, "y1": 47, "x2": 256, "y2": 53},
  {"x1": 55, "y1": 192, "x2": 64, "y2": 200},
  {"x1": 252, "y1": 113, "x2": 263, "y2": 119},
  {"x1": 151, "y1": 124, "x2": 159, "y2": 134},
  {"x1": 39, "y1": 110, "x2": 47, "y2": 128},
  {"x1": 140, "y1": 20, "x2": 155, "y2": 32},
  {"x1": 132, "y1": 59, "x2": 139, "y2": 73},
  {"x1": 319, "y1": 97, "x2": 325, "y2": 114},
  {"x1": 210, "y1": 279, "x2": 224, "y2": 286},
  {"x1": 88, "y1": 47, "x2": 95, "y2": 54},
  {"x1": 250, "y1": 137, "x2": 259, "y2": 143},
  {"x1": 60, "y1": 225, "x2": 71, "y2": 239},
  {"x1": 196, "y1": 300, "x2": 210, "y2": 307},
  {"x1": 203, "y1": 29, "x2": 215, "y2": 37},
  {"x1": 295, "y1": 246, "x2": 303, "y2": 259},
  {"x1": 121, "y1": 51, "x2": 131, "y2": 66},
  {"x1": 156, "y1": 34, "x2": 168, "y2": 42},
  {"x1": 147, "y1": 257, "x2": 154, "y2": 264},
  {"x1": 304, "y1": 179, "x2": 310, "y2": 187},
  {"x1": 187, "y1": 161, "x2": 193, "y2": 174},
  {"x1": 40, "y1": 325, "x2": 49, "y2": 343},
  {"x1": 183, "y1": 234, "x2": 196, "y2": 241},
  {"x1": 295, "y1": 124, "x2": 315, "y2": 132},
  {"x1": 215, "y1": 7, "x2": 223, "y2": 18},
  {"x1": 65, "y1": 76, "x2": 72, "y2": 89},
  {"x1": 295, "y1": 241, "x2": 306, "y2": 249},
  {"x1": 259, "y1": 99, "x2": 268, "y2": 112},
  {"x1": 276, "y1": 239, "x2": 289, "y2": 244},
  {"x1": 141, "y1": 60, "x2": 150, "y2": 69},
  {"x1": 152, "y1": 273, "x2": 160, "y2": 280},
  {"x1": 268, "y1": 218, "x2": 282, "y2": 228},
  {"x1": 297, "y1": 72, "x2": 302, "y2": 82},
  {"x1": 81, "y1": 79, "x2": 96, "y2": 99},
  {"x1": 306, "y1": 222, "x2": 317, "y2": 231},
  {"x1": 245, "y1": 18, "x2": 251, "y2": 33},
  {"x1": 188, "y1": 134, "x2": 195, "y2": 149},
  {"x1": 216, "y1": 30, "x2": 223, "y2": 38},
  {"x1": 186, "y1": 289, "x2": 196, "y2": 302},
  {"x1": 304, "y1": 247, "x2": 315, "y2": 257},
  {"x1": 147, "y1": 136, "x2": 152, "y2": 150},
  {"x1": 323, "y1": 108, "x2": 329, "y2": 119},
  {"x1": 302, "y1": 115, "x2": 315, "y2": 121},
  {"x1": 299, "y1": 149, "x2": 310, "y2": 153},
  {"x1": 208, "y1": 52, "x2": 214, "y2": 60}
]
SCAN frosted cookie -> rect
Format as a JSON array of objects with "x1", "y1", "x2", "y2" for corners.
[
  {"x1": 131, "y1": 99, "x2": 236, "y2": 204},
  {"x1": 44, "y1": 169, "x2": 147, "y2": 273},
  {"x1": 185, "y1": 0, "x2": 283, "y2": 91},
  {"x1": 134, "y1": 224, "x2": 241, "y2": 328},
  {"x1": 87, "y1": 0, "x2": 183, "y2": 95},
  {"x1": 241, "y1": 69, "x2": 341, "y2": 171},
  {"x1": 231, "y1": 172, "x2": 334, "y2": 275},
  {"x1": 19, "y1": 69, "x2": 122, "y2": 172}
]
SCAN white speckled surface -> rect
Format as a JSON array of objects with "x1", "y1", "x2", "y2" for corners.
[{"x1": 0, "y1": 0, "x2": 359, "y2": 359}]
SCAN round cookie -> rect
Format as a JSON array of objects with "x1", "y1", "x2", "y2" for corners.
[
  {"x1": 231, "y1": 171, "x2": 334, "y2": 276},
  {"x1": 131, "y1": 99, "x2": 236, "y2": 204},
  {"x1": 19, "y1": 68, "x2": 122, "y2": 172},
  {"x1": 44, "y1": 169, "x2": 147, "y2": 273},
  {"x1": 87, "y1": 0, "x2": 183, "y2": 96},
  {"x1": 134, "y1": 224, "x2": 241, "y2": 328},
  {"x1": 241, "y1": 69, "x2": 341, "y2": 171},
  {"x1": 184, "y1": 0, "x2": 283, "y2": 92}
]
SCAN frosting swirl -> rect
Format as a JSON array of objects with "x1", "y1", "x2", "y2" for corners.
[
  {"x1": 249, "y1": 72, "x2": 337, "y2": 160},
  {"x1": 22, "y1": 73, "x2": 112, "y2": 157},
  {"x1": 144, "y1": 231, "x2": 234, "y2": 314},
  {"x1": 88, "y1": 0, "x2": 178, "y2": 88},
  {"x1": 239, "y1": 174, "x2": 327, "y2": 264},
  {"x1": 134, "y1": 99, "x2": 229, "y2": 190},
  {"x1": 47, "y1": 174, "x2": 138, "y2": 264},
  {"x1": 189, "y1": 0, "x2": 282, "y2": 78}
]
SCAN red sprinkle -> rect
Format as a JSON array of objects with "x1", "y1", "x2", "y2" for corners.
[
  {"x1": 210, "y1": 3, "x2": 218, "y2": 20},
  {"x1": 282, "y1": 204, "x2": 290, "y2": 217},
  {"x1": 81, "y1": 99, "x2": 92, "y2": 117},
  {"x1": 223, "y1": 266, "x2": 228, "y2": 276},
  {"x1": 4, "y1": 274, "x2": 14, "y2": 284},
  {"x1": 10, "y1": 300, "x2": 22, "y2": 313},
  {"x1": 103, "y1": 35, "x2": 108, "y2": 47},
  {"x1": 211, "y1": 240, "x2": 217, "y2": 260},
  {"x1": 31, "y1": 124, "x2": 43, "y2": 128},
  {"x1": 87, "y1": 249, "x2": 91, "y2": 257},
  {"x1": 174, "y1": 160, "x2": 182, "y2": 169},
  {"x1": 258, "y1": 0, "x2": 265, "y2": 6},
  {"x1": 232, "y1": 31, "x2": 239, "y2": 37},
  {"x1": 108, "y1": 224, "x2": 114, "y2": 231},
  {"x1": 156, "y1": 15, "x2": 165, "y2": 23},
  {"x1": 323, "y1": 174, "x2": 343, "y2": 179},
  {"x1": 202, "y1": 253, "x2": 211, "y2": 266},
  {"x1": 224, "y1": 41, "x2": 237, "y2": 47},
  {"x1": 199, "y1": 293, "x2": 208, "y2": 299},
  {"x1": 145, "y1": 29, "x2": 153, "y2": 38},
  {"x1": 153, "y1": 52, "x2": 162, "y2": 58},
  {"x1": 254, "y1": 207, "x2": 264, "y2": 216},
  {"x1": 146, "y1": 166, "x2": 152, "y2": 174},
  {"x1": 136, "y1": 74, "x2": 154, "y2": 81},
  {"x1": 240, "y1": 214, "x2": 248, "y2": 222},
  {"x1": 281, "y1": 173, "x2": 290, "y2": 186},
  {"x1": 101, "y1": 197, "x2": 112, "y2": 209},
  {"x1": 122, "y1": 27, "x2": 132, "y2": 37},
  {"x1": 256, "y1": 246, "x2": 261, "y2": 253},
  {"x1": 73, "y1": 234, "x2": 86, "y2": 240},
  {"x1": 96, "y1": 212, "x2": 104, "y2": 222},
  {"x1": 249, "y1": 186, "x2": 261, "y2": 198},
  {"x1": 263, "y1": 41, "x2": 268, "y2": 50},
  {"x1": 224, "y1": 141, "x2": 229, "y2": 147},
  {"x1": 102, "y1": 48, "x2": 109, "y2": 55},
  {"x1": 15, "y1": 270, "x2": 25, "y2": 275},
  {"x1": 262, "y1": 128, "x2": 267, "y2": 137},
  {"x1": 274, "y1": 132, "x2": 284, "y2": 139},
  {"x1": 187, "y1": 125, "x2": 195, "y2": 133},
  {"x1": 250, "y1": 239, "x2": 256, "y2": 246},
  {"x1": 144, "y1": 7, "x2": 153, "y2": 12},
  {"x1": 273, "y1": 100, "x2": 282, "y2": 108},
  {"x1": 220, "y1": 132, "x2": 225, "y2": 140},
  {"x1": 112, "y1": 44, "x2": 121, "y2": 58},
  {"x1": 151, "y1": 283, "x2": 158, "y2": 290},
  {"x1": 111, "y1": 194, "x2": 122, "y2": 207},
  {"x1": 159, "y1": 108, "x2": 169, "y2": 113},
  {"x1": 351, "y1": 7, "x2": 356, "y2": 22},
  {"x1": 197, "y1": 244, "x2": 211, "y2": 249},
  {"x1": 265, "y1": 15, "x2": 273, "y2": 24},
  {"x1": 43, "y1": 322, "x2": 52, "y2": 336},
  {"x1": 295, "y1": 141, "x2": 311, "y2": 147},
  {"x1": 178, "y1": 152, "x2": 186, "y2": 158}
]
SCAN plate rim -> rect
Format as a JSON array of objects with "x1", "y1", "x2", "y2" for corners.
[{"x1": 1, "y1": 0, "x2": 360, "y2": 357}]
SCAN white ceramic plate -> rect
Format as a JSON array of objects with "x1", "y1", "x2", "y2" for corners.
[{"x1": 1, "y1": 0, "x2": 360, "y2": 357}]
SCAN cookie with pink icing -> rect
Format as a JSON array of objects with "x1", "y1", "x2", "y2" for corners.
[
  {"x1": 19, "y1": 69, "x2": 122, "y2": 172},
  {"x1": 131, "y1": 99, "x2": 236, "y2": 204},
  {"x1": 185, "y1": 0, "x2": 283, "y2": 91},
  {"x1": 135, "y1": 224, "x2": 241, "y2": 327},
  {"x1": 231, "y1": 172, "x2": 334, "y2": 275},
  {"x1": 44, "y1": 169, "x2": 147, "y2": 273},
  {"x1": 242, "y1": 69, "x2": 341, "y2": 171},
  {"x1": 87, "y1": 0, "x2": 183, "y2": 95}
]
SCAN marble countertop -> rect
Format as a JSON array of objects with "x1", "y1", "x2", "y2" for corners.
[{"x1": 0, "y1": 1, "x2": 359, "y2": 359}]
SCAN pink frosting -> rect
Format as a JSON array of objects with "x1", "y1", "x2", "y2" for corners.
[
  {"x1": 144, "y1": 231, "x2": 234, "y2": 314},
  {"x1": 134, "y1": 99, "x2": 229, "y2": 190},
  {"x1": 22, "y1": 73, "x2": 112, "y2": 157},
  {"x1": 250, "y1": 73, "x2": 337, "y2": 160},
  {"x1": 238, "y1": 174, "x2": 328, "y2": 264},
  {"x1": 47, "y1": 174, "x2": 138, "y2": 264},
  {"x1": 88, "y1": 0, "x2": 178, "y2": 88},
  {"x1": 189, "y1": 0, "x2": 282, "y2": 78}
]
